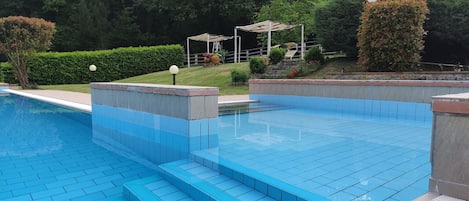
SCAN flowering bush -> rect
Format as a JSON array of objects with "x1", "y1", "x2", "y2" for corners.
[{"x1": 289, "y1": 67, "x2": 297, "y2": 78}]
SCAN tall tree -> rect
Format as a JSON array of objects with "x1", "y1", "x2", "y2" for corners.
[
  {"x1": 423, "y1": 0, "x2": 469, "y2": 64},
  {"x1": 315, "y1": 0, "x2": 363, "y2": 58},
  {"x1": 254, "y1": 0, "x2": 326, "y2": 46}
]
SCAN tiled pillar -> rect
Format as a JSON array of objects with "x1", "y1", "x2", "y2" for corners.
[
  {"x1": 429, "y1": 92, "x2": 469, "y2": 200},
  {"x1": 90, "y1": 83, "x2": 219, "y2": 164}
]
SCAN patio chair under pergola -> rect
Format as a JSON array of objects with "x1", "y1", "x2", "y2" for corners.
[
  {"x1": 186, "y1": 33, "x2": 234, "y2": 67},
  {"x1": 234, "y1": 20, "x2": 304, "y2": 63}
]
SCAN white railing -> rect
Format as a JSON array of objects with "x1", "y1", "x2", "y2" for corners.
[{"x1": 184, "y1": 41, "x2": 322, "y2": 67}]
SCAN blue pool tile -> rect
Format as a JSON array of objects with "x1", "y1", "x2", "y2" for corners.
[
  {"x1": 70, "y1": 192, "x2": 106, "y2": 201},
  {"x1": 83, "y1": 182, "x2": 115, "y2": 194},
  {"x1": 51, "y1": 189, "x2": 86, "y2": 201},
  {"x1": 344, "y1": 186, "x2": 367, "y2": 196},
  {"x1": 64, "y1": 181, "x2": 96, "y2": 192},
  {"x1": 12, "y1": 184, "x2": 47, "y2": 197},
  {"x1": 328, "y1": 177, "x2": 359, "y2": 191},
  {"x1": 0, "y1": 191, "x2": 13, "y2": 200},
  {"x1": 330, "y1": 191, "x2": 356, "y2": 201},
  {"x1": 353, "y1": 177, "x2": 387, "y2": 191},
  {"x1": 31, "y1": 188, "x2": 65, "y2": 200},
  {"x1": 365, "y1": 187, "x2": 397, "y2": 200},
  {"x1": 56, "y1": 171, "x2": 86, "y2": 180},
  {"x1": 160, "y1": 191, "x2": 188, "y2": 200},
  {"x1": 254, "y1": 180, "x2": 268, "y2": 194},
  {"x1": 152, "y1": 185, "x2": 179, "y2": 197},
  {"x1": 237, "y1": 190, "x2": 266, "y2": 200},
  {"x1": 226, "y1": 185, "x2": 252, "y2": 197},
  {"x1": 267, "y1": 185, "x2": 281, "y2": 200},
  {"x1": 391, "y1": 186, "x2": 426, "y2": 201},
  {"x1": 383, "y1": 177, "x2": 416, "y2": 191},
  {"x1": 94, "y1": 174, "x2": 124, "y2": 184},
  {"x1": 216, "y1": 179, "x2": 240, "y2": 191},
  {"x1": 7, "y1": 194, "x2": 33, "y2": 201}
]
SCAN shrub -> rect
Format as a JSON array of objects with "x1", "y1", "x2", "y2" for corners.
[
  {"x1": 357, "y1": 0, "x2": 429, "y2": 72},
  {"x1": 269, "y1": 47, "x2": 286, "y2": 65},
  {"x1": 231, "y1": 69, "x2": 249, "y2": 85},
  {"x1": 27, "y1": 45, "x2": 184, "y2": 85},
  {"x1": 249, "y1": 56, "x2": 267, "y2": 74},
  {"x1": 304, "y1": 46, "x2": 325, "y2": 64},
  {"x1": 0, "y1": 62, "x2": 15, "y2": 84}
]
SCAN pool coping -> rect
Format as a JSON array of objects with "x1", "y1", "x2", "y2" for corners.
[{"x1": 4, "y1": 89, "x2": 92, "y2": 113}]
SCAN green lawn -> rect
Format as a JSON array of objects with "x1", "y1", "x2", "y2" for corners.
[{"x1": 39, "y1": 62, "x2": 250, "y2": 96}]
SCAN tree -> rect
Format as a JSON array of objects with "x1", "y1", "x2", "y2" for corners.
[
  {"x1": 254, "y1": 0, "x2": 326, "y2": 45},
  {"x1": 423, "y1": 0, "x2": 469, "y2": 64},
  {"x1": 314, "y1": 0, "x2": 363, "y2": 58},
  {"x1": 0, "y1": 16, "x2": 56, "y2": 88},
  {"x1": 357, "y1": 0, "x2": 428, "y2": 72}
]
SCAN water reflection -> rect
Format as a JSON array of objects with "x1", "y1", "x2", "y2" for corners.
[{"x1": 0, "y1": 95, "x2": 68, "y2": 157}]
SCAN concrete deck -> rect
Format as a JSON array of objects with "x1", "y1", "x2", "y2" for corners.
[{"x1": 5, "y1": 89, "x2": 251, "y2": 113}]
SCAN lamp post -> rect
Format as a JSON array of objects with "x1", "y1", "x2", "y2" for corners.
[
  {"x1": 89, "y1": 64, "x2": 97, "y2": 82},
  {"x1": 169, "y1": 65, "x2": 179, "y2": 85}
]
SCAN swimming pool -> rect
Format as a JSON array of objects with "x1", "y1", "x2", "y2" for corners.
[
  {"x1": 0, "y1": 94, "x2": 156, "y2": 200},
  {"x1": 204, "y1": 103, "x2": 431, "y2": 200},
  {"x1": 0, "y1": 91, "x2": 431, "y2": 201}
]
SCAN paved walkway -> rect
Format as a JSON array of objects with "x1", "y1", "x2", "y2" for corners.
[{"x1": 15, "y1": 90, "x2": 250, "y2": 106}]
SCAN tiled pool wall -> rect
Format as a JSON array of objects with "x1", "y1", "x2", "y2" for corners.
[
  {"x1": 250, "y1": 80, "x2": 469, "y2": 123},
  {"x1": 430, "y1": 93, "x2": 469, "y2": 200},
  {"x1": 250, "y1": 79, "x2": 469, "y2": 200},
  {"x1": 250, "y1": 94, "x2": 433, "y2": 123},
  {"x1": 90, "y1": 83, "x2": 219, "y2": 165},
  {"x1": 0, "y1": 84, "x2": 9, "y2": 93}
]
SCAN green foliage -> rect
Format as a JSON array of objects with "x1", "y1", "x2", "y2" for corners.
[
  {"x1": 0, "y1": 0, "x2": 269, "y2": 51},
  {"x1": 0, "y1": 16, "x2": 56, "y2": 88},
  {"x1": 305, "y1": 46, "x2": 325, "y2": 64},
  {"x1": 27, "y1": 45, "x2": 184, "y2": 85},
  {"x1": 249, "y1": 56, "x2": 267, "y2": 74},
  {"x1": 357, "y1": 0, "x2": 429, "y2": 72},
  {"x1": 269, "y1": 47, "x2": 285, "y2": 64},
  {"x1": 0, "y1": 62, "x2": 15, "y2": 84},
  {"x1": 423, "y1": 0, "x2": 469, "y2": 64},
  {"x1": 231, "y1": 69, "x2": 249, "y2": 85},
  {"x1": 314, "y1": 0, "x2": 363, "y2": 58},
  {"x1": 255, "y1": 0, "x2": 326, "y2": 45}
]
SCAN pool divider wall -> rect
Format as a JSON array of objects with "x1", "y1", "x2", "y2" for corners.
[
  {"x1": 250, "y1": 79, "x2": 469, "y2": 103},
  {"x1": 429, "y1": 92, "x2": 469, "y2": 200},
  {"x1": 90, "y1": 83, "x2": 219, "y2": 165}
]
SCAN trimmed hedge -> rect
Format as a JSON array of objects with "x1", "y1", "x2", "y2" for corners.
[
  {"x1": 357, "y1": 0, "x2": 429, "y2": 72},
  {"x1": 27, "y1": 44, "x2": 184, "y2": 85}
]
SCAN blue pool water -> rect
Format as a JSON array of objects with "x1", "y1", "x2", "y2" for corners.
[
  {"x1": 0, "y1": 92, "x2": 432, "y2": 201},
  {"x1": 206, "y1": 103, "x2": 432, "y2": 200},
  {"x1": 0, "y1": 94, "x2": 156, "y2": 200}
]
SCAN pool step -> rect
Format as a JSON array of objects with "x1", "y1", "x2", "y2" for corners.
[
  {"x1": 219, "y1": 103, "x2": 287, "y2": 116},
  {"x1": 123, "y1": 175, "x2": 194, "y2": 201},
  {"x1": 191, "y1": 150, "x2": 329, "y2": 201},
  {"x1": 159, "y1": 159, "x2": 275, "y2": 201}
]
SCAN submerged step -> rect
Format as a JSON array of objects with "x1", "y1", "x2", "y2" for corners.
[
  {"x1": 159, "y1": 159, "x2": 274, "y2": 201},
  {"x1": 123, "y1": 175, "x2": 194, "y2": 201},
  {"x1": 191, "y1": 151, "x2": 329, "y2": 201}
]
